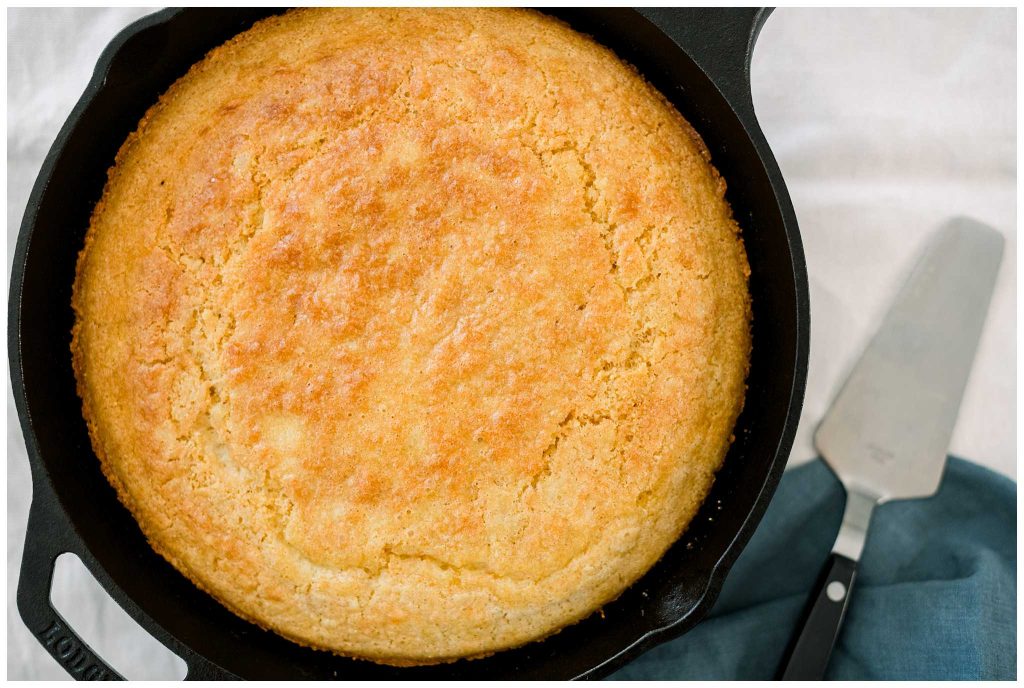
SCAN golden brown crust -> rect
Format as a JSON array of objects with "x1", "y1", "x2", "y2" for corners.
[{"x1": 72, "y1": 8, "x2": 751, "y2": 665}]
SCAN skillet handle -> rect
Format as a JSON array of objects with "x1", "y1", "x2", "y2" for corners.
[
  {"x1": 17, "y1": 497, "x2": 124, "y2": 680},
  {"x1": 17, "y1": 491, "x2": 232, "y2": 680},
  {"x1": 637, "y1": 7, "x2": 771, "y2": 122}
]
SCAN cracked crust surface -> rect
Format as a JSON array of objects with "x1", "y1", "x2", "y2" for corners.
[{"x1": 71, "y1": 8, "x2": 751, "y2": 665}]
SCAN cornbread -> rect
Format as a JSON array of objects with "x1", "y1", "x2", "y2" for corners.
[{"x1": 71, "y1": 8, "x2": 751, "y2": 665}]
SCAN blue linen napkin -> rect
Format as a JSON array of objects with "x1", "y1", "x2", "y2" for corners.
[{"x1": 611, "y1": 457, "x2": 1016, "y2": 680}]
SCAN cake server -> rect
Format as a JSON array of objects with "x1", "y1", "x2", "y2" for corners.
[{"x1": 777, "y1": 217, "x2": 1004, "y2": 680}]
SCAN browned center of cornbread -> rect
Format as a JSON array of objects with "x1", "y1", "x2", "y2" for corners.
[{"x1": 72, "y1": 8, "x2": 751, "y2": 665}]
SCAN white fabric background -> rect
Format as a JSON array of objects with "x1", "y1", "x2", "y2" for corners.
[{"x1": 6, "y1": 8, "x2": 1016, "y2": 680}]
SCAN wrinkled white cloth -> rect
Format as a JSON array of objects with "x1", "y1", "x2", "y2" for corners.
[{"x1": 6, "y1": 8, "x2": 1015, "y2": 680}]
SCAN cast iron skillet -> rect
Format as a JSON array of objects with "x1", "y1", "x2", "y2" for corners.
[{"x1": 11, "y1": 7, "x2": 808, "y2": 680}]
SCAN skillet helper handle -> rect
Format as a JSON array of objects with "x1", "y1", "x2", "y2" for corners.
[
  {"x1": 777, "y1": 553, "x2": 858, "y2": 680},
  {"x1": 637, "y1": 7, "x2": 771, "y2": 118},
  {"x1": 17, "y1": 498, "x2": 124, "y2": 680}
]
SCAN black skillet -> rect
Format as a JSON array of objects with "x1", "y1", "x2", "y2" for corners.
[{"x1": 10, "y1": 7, "x2": 808, "y2": 680}]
